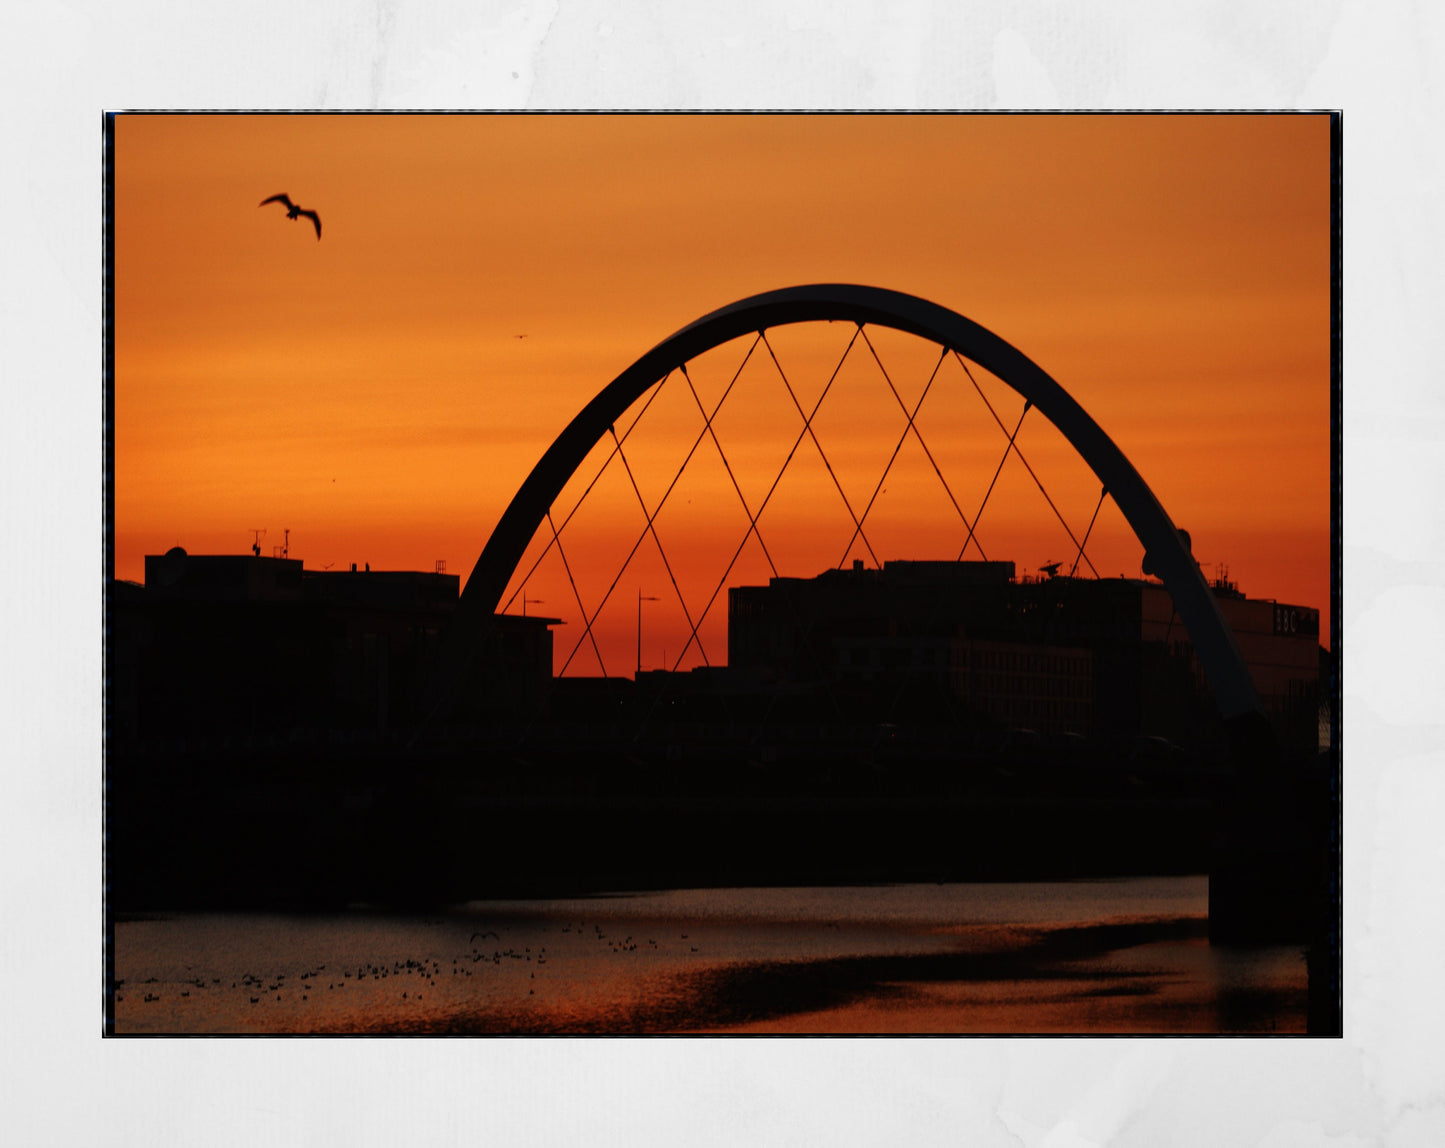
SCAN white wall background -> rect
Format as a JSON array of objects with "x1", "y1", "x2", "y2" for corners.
[{"x1": 3, "y1": 2, "x2": 1440, "y2": 1144}]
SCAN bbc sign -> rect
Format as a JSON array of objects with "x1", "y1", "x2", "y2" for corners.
[{"x1": 1272, "y1": 604, "x2": 1319, "y2": 637}]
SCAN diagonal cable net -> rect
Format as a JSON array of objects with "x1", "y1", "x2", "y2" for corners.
[
  {"x1": 837, "y1": 333, "x2": 980, "y2": 569},
  {"x1": 950, "y1": 350, "x2": 1101, "y2": 578},
  {"x1": 1071, "y1": 486, "x2": 1109, "y2": 578},
  {"x1": 760, "y1": 328, "x2": 883, "y2": 571},
  {"x1": 546, "y1": 509, "x2": 609, "y2": 676},
  {"x1": 550, "y1": 336, "x2": 763, "y2": 677},
  {"x1": 522, "y1": 323, "x2": 1114, "y2": 690},
  {"x1": 500, "y1": 365, "x2": 680, "y2": 616},
  {"x1": 607, "y1": 425, "x2": 711, "y2": 668},
  {"x1": 636, "y1": 359, "x2": 853, "y2": 723},
  {"x1": 619, "y1": 327, "x2": 873, "y2": 730},
  {"x1": 657, "y1": 327, "x2": 868, "y2": 679},
  {"x1": 652, "y1": 330, "x2": 969, "y2": 728}
]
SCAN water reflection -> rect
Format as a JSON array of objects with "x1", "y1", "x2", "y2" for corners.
[{"x1": 111, "y1": 878, "x2": 1307, "y2": 1034}]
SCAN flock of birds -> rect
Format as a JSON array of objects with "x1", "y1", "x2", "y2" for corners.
[{"x1": 114, "y1": 918, "x2": 707, "y2": 1025}]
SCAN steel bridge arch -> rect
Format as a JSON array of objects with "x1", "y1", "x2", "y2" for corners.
[{"x1": 450, "y1": 283, "x2": 1264, "y2": 729}]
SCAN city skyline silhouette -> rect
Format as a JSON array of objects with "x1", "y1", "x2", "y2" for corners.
[{"x1": 113, "y1": 113, "x2": 1331, "y2": 674}]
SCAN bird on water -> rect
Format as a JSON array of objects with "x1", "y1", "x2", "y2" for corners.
[{"x1": 259, "y1": 193, "x2": 322, "y2": 239}]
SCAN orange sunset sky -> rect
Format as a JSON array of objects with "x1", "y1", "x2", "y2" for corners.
[{"x1": 113, "y1": 113, "x2": 1332, "y2": 674}]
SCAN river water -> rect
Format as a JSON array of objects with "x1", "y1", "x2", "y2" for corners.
[{"x1": 110, "y1": 877, "x2": 1307, "y2": 1034}]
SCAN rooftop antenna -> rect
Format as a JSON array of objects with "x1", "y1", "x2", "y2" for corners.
[
  {"x1": 283, "y1": 529, "x2": 290, "y2": 559},
  {"x1": 249, "y1": 528, "x2": 266, "y2": 557}
]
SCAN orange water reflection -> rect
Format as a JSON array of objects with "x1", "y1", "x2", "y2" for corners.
[{"x1": 111, "y1": 879, "x2": 1307, "y2": 1035}]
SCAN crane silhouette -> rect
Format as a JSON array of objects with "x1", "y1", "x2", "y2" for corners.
[{"x1": 259, "y1": 193, "x2": 321, "y2": 239}]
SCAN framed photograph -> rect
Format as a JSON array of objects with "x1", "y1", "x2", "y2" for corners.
[{"x1": 106, "y1": 112, "x2": 1336, "y2": 1035}]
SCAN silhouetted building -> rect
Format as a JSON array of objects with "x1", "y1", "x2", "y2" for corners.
[
  {"x1": 458, "y1": 612, "x2": 559, "y2": 720},
  {"x1": 951, "y1": 637, "x2": 1094, "y2": 736},
  {"x1": 107, "y1": 547, "x2": 555, "y2": 747},
  {"x1": 727, "y1": 559, "x2": 1320, "y2": 761},
  {"x1": 727, "y1": 559, "x2": 1090, "y2": 731}
]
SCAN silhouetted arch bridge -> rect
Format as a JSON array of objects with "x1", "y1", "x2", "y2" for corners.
[{"x1": 433, "y1": 283, "x2": 1267, "y2": 747}]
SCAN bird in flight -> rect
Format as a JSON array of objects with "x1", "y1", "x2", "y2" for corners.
[{"x1": 259, "y1": 193, "x2": 321, "y2": 239}]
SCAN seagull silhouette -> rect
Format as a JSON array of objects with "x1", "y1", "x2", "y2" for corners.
[{"x1": 259, "y1": 193, "x2": 321, "y2": 239}]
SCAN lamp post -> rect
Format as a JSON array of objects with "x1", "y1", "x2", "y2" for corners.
[{"x1": 637, "y1": 589, "x2": 660, "y2": 676}]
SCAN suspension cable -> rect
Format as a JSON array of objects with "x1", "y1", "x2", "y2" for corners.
[
  {"x1": 861, "y1": 331, "x2": 979, "y2": 537},
  {"x1": 634, "y1": 326, "x2": 867, "y2": 732},
  {"x1": 666, "y1": 326, "x2": 865, "y2": 668},
  {"x1": 838, "y1": 338, "x2": 956, "y2": 569},
  {"x1": 499, "y1": 366, "x2": 678, "y2": 614},
  {"x1": 554, "y1": 336, "x2": 763, "y2": 676},
  {"x1": 1069, "y1": 486, "x2": 1108, "y2": 578},
  {"x1": 547, "y1": 509, "x2": 610, "y2": 676},
  {"x1": 640, "y1": 330, "x2": 867, "y2": 726},
  {"x1": 956, "y1": 400, "x2": 1024, "y2": 561},
  {"x1": 951, "y1": 351, "x2": 1099, "y2": 578},
  {"x1": 659, "y1": 362, "x2": 846, "y2": 721},
  {"x1": 761, "y1": 328, "x2": 882, "y2": 570},
  {"x1": 608, "y1": 426, "x2": 710, "y2": 667},
  {"x1": 678, "y1": 362, "x2": 781, "y2": 579}
]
